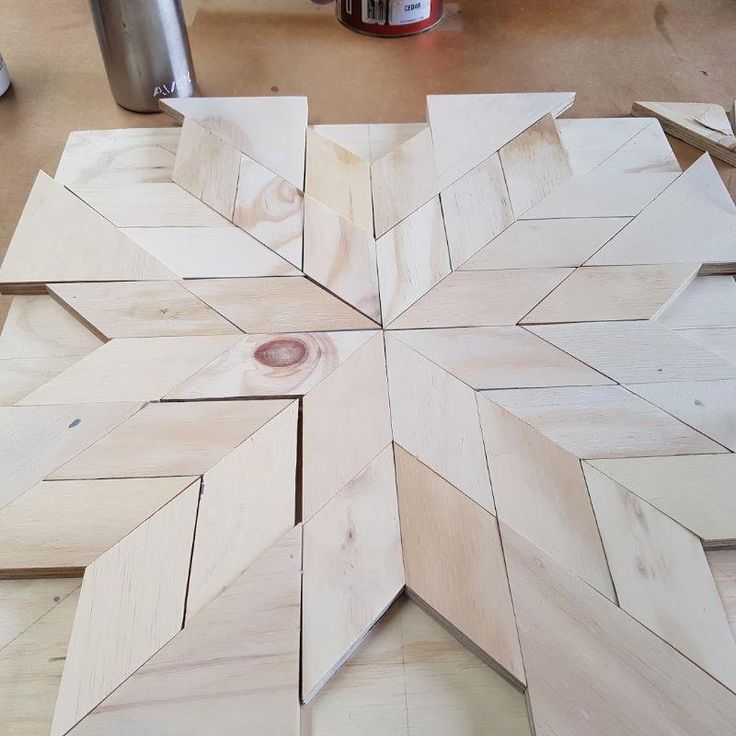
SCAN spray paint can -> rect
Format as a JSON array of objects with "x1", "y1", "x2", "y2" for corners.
[
  {"x1": 0, "y1": 53, "x2": 10, "y2": 98},
  {"x1": 337, "y1": 0, "x2": 444, "y2": 37}
]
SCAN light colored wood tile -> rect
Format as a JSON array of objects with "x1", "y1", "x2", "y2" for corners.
[
  {"x1": 657, "y1": 274, "x2": 736, "y2": 329},
  {"x1": 369, "y1": 123, "x2": 428, "y2": 162},
  {"x1": 597, "y1": 119, "x2": 681, "y2": 174},
  {"x1": 678, "y1": 327, "x2": 736, "y2": 365},
  {"x1": 708, "y1": 549, "x2": 736, "y2": 639},
  {"x1": 0, "y1": 357, "x2": 82, "y2": 406},
  {"x1": 311, "y1": 124, "x2": 370, "y2": 161}
]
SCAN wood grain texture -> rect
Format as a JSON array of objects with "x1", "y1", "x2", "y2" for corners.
[
  {"x1": 657, "y1": 274, "x2": 736, "y2": 329},
  {"x1": 302, "y1": 445, "x2": 404, "y2": 702},
  {"x1": 386, "y1": 334, "x2": 494, "y2": 512},
  {"x1": 708, "y1": 549, "x2": 736, "y2": 639},
  {"x1": 395, "y1": 446, "x2": 526, "y2": 686},
  {"x1": 310, "y1": 124, "x2": 370, "y2": 161},
  {"x1": 68, "y1": 526, "x2": 302, "y2": 736},
  {"x1": 0, "y1": 357, "x2": 82, "y2": 406},
  {"x1": 596, "y1": 119, "x2": 681, "y2": 174},
  {"x1": 675, "y1": 327, "x2": 736, "y2": 365},
  {"x1": 584, "y1": 464, "x2": 736, "y2": 691},
  {"x1": 369, "y1": 123, "x2": 428, "y2": 162}
]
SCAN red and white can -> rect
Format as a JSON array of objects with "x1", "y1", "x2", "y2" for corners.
[{"x1": 337, "y1": 0, "x2": 444, "y2": 37}]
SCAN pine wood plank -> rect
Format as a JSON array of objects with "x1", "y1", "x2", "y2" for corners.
[
  {"x1": 0, "y1": 477, "x2": 199, "y2": 578},
  {"x1": 376, "y1": 196, "x2": 451, "y2": 325},
  {"x1": 499, "y1": 114, "x2": 572, "y2": 217},
  {"x1": 386, "y1": 334, "x2": 494, "y2": 512},
  {"x1": 50, "y1": 399, "x2": 291, "y2": 480},
  {"x1": 67, "y1": 526, "x2": 302, "y2": 736},
  {"x1": 597, "y1": 119, "x2": 681, "y2": 174},
  {"x1": 369, "y1": 123, "x2": 428, "y2": 162},
  {"x1": 302, "y1": 445, "x2": 404, "y2": 702},
  {"x1": 484, "y1": 385, "x2": 725, "y2": 458},
  {"x1": 522, "y1": 263, "x2": 699, "y2": 324},
  {"x1": 301, "y1": 333, "x2": 392, "y2": 520},
  {"x1": 395, "y1": 446, "x2": 525, "y2": 686},
  {"x1": 233, "y1": 153, "x2": 304, "y2": 268},
  {"x1": 478, "y1": 397, "x2": 615, "y2": 600},
  {"x1": 371, "y1": 127, "x2": 438, "y2": 237},
  {"x1": 501, "y1": 524, "x2": 736, "y2": 736},
  {"x1": 459, "y1": 217, "x2": 629, "y2": 271},
  {"x1": 0, "y1": 173, "x2": 176, "y2": 290},
  {"x1": 303, "y1": 195, "x2": 381, "y2": 322},
  {"x1": 393, "y1": 325, "x2": 611, "y2": 389},
  {"x1": 440, "y1": 153, "x2": 514, "y2": 268},
  {"x1": 708, "y1": 549, "x2": 736, "y2": 639},
  {"x1": 50, "y1": 482, "x2": 199, "y2": 736},
  {"x1": 427, "y1": 92, "x2": 575, "y2": 189},
  {"x1": 584, "y1": 464, "x2": 736, "y2": 691},
  {"x1": 48, "y1": 281, "x2": 241, "y2": 339},
  {"x1": 166, "y1": 330, "x2": 376, "y2": 400},
  {"x1": 172, "y1": 118, "x2": 241, "y2": 219},
  {"x1": 657, "y1": 274, "x2": 736, "y2": 329},
  {"x1": 186, "y1": 402, "x2": 297, "y2": 616},
  {"x1": 185, "y1": 277, "x2": 377, "y2": 333},
  {"x1": 310, "y1": 124, "x2": 371, "y2": 161},
  {"x1": 0, "y1": 357, "x2": 82, "y2": 406},
  {"x1": 389, "y1": 268, "x2": 573, "y2": 330},
  {"x1": 18, "y1": 335, "x2": 241, "y2": 405}
]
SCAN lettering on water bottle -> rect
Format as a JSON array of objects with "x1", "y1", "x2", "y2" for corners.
[{"x1": 153, "y1": 71, "x2": 192, "y2": 99}]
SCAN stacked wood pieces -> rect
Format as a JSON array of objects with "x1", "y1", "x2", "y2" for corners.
[{"x1": 1, "y1": 93, "x2": 736, "y2": 736}]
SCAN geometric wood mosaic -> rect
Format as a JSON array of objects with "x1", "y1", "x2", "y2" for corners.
[{"x1": 1, "y1": 92, "x2": 736, "y2": 735}]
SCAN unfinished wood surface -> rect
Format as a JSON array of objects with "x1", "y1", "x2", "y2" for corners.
[
  {"x1": 302, "y1": 445, "x2": 404, "y2": 702},
  {"x1": 124, "y1": 225, "x2": 300, "y2": 278},
  {"x1": 0, "y1": 357, "x2": 82, "y2": 406},
  {"x1": 166, "y1": 330, "x2": 376, "y2": 400},
  {"x1": 484, "y1": 385, "x2": 725, "y2": 459},
  {"x1": 51, "y1": 482, "x2": 199, "y2": 736},
  {"x1": 302, "y1": 595, "x2": 532, "y2": 736},
  {"x1": 162, "y1": 96, "x2": 308, "y2": 188},
  {"x1": 677, "y1": 327, "x2": 736, "y2": 365},
  {"x1": 371, "y1": 127, "x2": 438, "y2": 237},
  {"x1": 478, "y1": 397, "x2": 615, "y2": 600},
  {"x1": 0, "y1": 402, "x2": 141, "y2": 509},
  {"x1": 310, "y1": 124, "x2": 370, "y2": 161},
  {"x1": 386, "y1": 334, "x2": 494, "y2": 512},
  {"x1": 0, "y1": 477, "x2": 198, "y2": 578},
  {"x1": 305, "y1": 128, "x2": 372, "y2": 234},
  {"x1": 233, "y1": 153, "x2": 304, "y2": 268},
  {"x1": 501, "y1": 524, "x2": 736, "y2": 736},
  {"x1": 529, "y1": 320, "x2": 736, "y2": 383},
  {"x1": 632, "y1": 101, "x2": 736, "y2": 166},
  {"x1": 303, "y1": 195, "x2": 380, "y2": 322},
  {"x1": 584, "y1": 464, "x2": 736, "y2": 691},
  {"x1": 522, "y1": 263, "x2": 698, "y2": 324},
  {"x1": 369, "y1": 123, "x2": 428, "y2": 162},
  {"x1": 376, "y1": 196, "x2": 451, "y2": 325},
  {"x1": 708, "y1": 549, "x2": 736, "y2": 638},
  {"x1": 395, "y1": 446, "x2": 525, "y2": 685},
  {"x1": 459, "y1": 217, "x2": 629, "y2": 271},
  {"x1": 186, "y1": 402, "x2": 297, "y2": 617},
  {"x1": 51, "y1": 399, "x2": 290, "y2": 480},
  {"x1": 301, "y1": 333, "x2": 392, "y2": 520},
  {"x1": 390, "y1": 268, "x2": 572, "y2": 330},
  {"x1": 394, "y1": 325, "x2": 611, "y2": 389},
  {"x1": 68, "y1": 526, "x2": 302, "y2": 736},
  {"x1": 440, "y1": 153, "x2": 514, "y2": 268},
  {"x1": 48, "y1": 281, "x2": 241, "y2": 339},
  {"x1": 18, "y1": 335, "x2": 241, "y2": 405},
  {"x1": 596, "y1": 119, "x2": 681, "y2": 174},
  {"x1": 185, "y1": 277, "x2": 377, "y2": 333},
  {"x1": 587, "y1": 155, "x2": 736, "y2": 269},
  {"x1": 657, "y1": 274, "x2": 736, "y2": 329},
  {"x1": 499, "y1": 114, "x2": 572, "y2": 217},
  {"x1": 588, "y1": 454, "x2": 736, "y2": 546},
  {"x1": 0, "y1": 172, "x2": 176, "y2": 289},
  {"x1": 427, "y1": 92, "x2": 575, "y2": 189},
  {"x1": 172, "y1": 118, "x2": 241, "y2": 219}
]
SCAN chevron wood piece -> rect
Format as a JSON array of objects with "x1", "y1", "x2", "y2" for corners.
[
  {"x1": 708, "y1": 549, "x2": 736, "y2": 638},
  {"x1": 478, "y1": 397, "x2": 616, "y2": 600},
  {"x1": 658, "y1": 275, "x2": 736, "y2": 329},
  {"x1": 67, "y1": 526, "x2": 302, "y2": 736},
  {"x1": 632, "y1": 101, "x2": 736, "y2": 166},
  {"x1": 386, "y1": 334, "x2": 494, "y2": 512},
  {"x1": 395, "y1": 446, "x2": 525, "y2": 686},
  {"x1": 584, "y1": 464, "x2": 736, "y2": 691},
  {"x1": 50, "y1": 399, "x2": 291, "y2": 480},
  {"x1": 302, "y1": 195, "x2": 380, "y2": 322},
  {"x1": 50, "y1": 482, "x2": 199, "y2": 736},
  {"x1": 185, "y1": 276, "x2": 377, "y2": 332},
  {"x1": 172, "y1": 118, "x2": 241, "y2": 219},
  {"x1": 587, "y1": 454, "x2": 736, "y2": 547},
  {"x1": 186, "y1": 401, "x2": 297, "y2": 617},
  {"x1": 302, "y1": 445, "x2": 404, "y2": 702},
  {"x1": 0, "y1": 477, "x2": 199, "y2": 578}
]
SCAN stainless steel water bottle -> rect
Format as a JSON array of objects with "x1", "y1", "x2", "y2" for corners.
[{"x1": 89, "y1": 0, "x2": 197, "y2": 113}]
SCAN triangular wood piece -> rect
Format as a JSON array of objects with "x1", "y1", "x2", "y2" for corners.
[
  {"x1": 162, "y1": 96, "x2": 308, "y2": 188},
  {"x1": 427, "y1": 92, "x2": 575, "y2": 189},
  {"x1": 658, "y1": 274, "x2": 736, "y2": 329},
  {"x1": 310, "y1": 124, "x2": 371, "y2": 161},
  {"x1": 597, "y1": 119, "x2": 680, "y2": 174},
  {"x1": 67, "y1": 526, "x2": 302, "y2": 736},
  {"x1": 632, "y1": 101, "x2": 736, "y2": 166},
  {"x1": 0, "y1": 173, "x2": 176, "y2": 291},
  {"x1": 587, "y1": 154, "x2": 736, "y2": 270},
  {"x1": 679, "y1": 326, "x2": 736, "y2": 365},
  {"x1": 369, "y1": 123, "x2": 429, "y2": 162}
]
